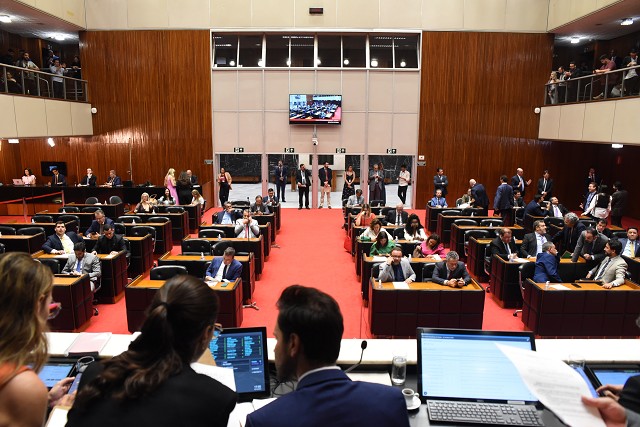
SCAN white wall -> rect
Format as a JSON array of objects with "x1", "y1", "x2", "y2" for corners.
[{"x1": 547, "y1": 0, "x2": 621, "y2": 31}]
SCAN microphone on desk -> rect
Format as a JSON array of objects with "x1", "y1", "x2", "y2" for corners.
[{"x1": 344, "y1": 340, "x2": 368, "y2": 373}]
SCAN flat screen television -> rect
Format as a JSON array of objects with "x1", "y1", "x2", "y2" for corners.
[
  {"x1": 289, "y1": 94, "x2": 342, "y2": 125},
  {"x1": 40, "y1": 161, "x2": 67, "y2": 177}
]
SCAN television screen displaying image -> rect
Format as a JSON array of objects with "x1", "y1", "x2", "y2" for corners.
[
  {"x1": 40, "y1": 161, "x2": 67, "y2": 177},
  {"x1": 289, "y1": 94, "x2": 342, "y2": 125}
]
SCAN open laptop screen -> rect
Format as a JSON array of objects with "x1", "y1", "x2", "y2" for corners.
[
  {"x1": 209, "y1": 326, "x2": 270, "y2": 401},
  {"x1": 417, "y1": 328, "x2": 537, "y2": 402}
]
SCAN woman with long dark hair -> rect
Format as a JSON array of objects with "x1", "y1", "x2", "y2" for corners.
[{"x1": 66, "y1": 275, "x2": 237, "y2": 427}]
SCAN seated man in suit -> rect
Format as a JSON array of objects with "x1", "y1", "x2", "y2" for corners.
[
  {"x1": 85, "y1": 209, "x2": 114, "y2": 237},
  {"x1": 235, "y1": 209, "x2": 260, "y2": 238},
  {"x1": 524, "y1": 194, "x2": 549, "y2": 218},
  {"x1": 42, "y1": 221, "x2": 82, "y2": 254},
  {"x1": 552, "y1": 212, "x2": 586, "y2": 254},
  {"x1": 428, "y1": 189, "x2": 448, "y2": 208},
  {"x1": 533, "y1": 242, "x2": 562, "y2": 283},
  {"x1": 62, "y1": 241, "x2": 101, "y2": 291},
  {"x1": 104, "y1": 169, "x2": 122, "y2": 187},
  {"x1": 571, "y1": 227, "x2": 609, "y2": 266},
  {"x1": 548, "y1": 197, "x2": 568, "y2": 219},
  {"x1": 346, "y1": 189, "x2": 365, "y2": 208},
  {"x1": 596, "y1": 219, "x2": 613, "y2": 238},
  {"x1": 186, "y1": 169, "x2": 198, "y2": 185},
  {"x1": 250, "y1": 195, "x2": 270, "y2": 215},
  {"x1": 585, "y1": 239, "x2": 628, "y2": 288},
  {"x1": 50, "y1": 167, "x2": 66, "y2": 186},
  {"x1": 215, "y1": 202, "x2": 240, "y2": 225},
  {"x1": 92, "y1": 224, "x2": 127, "y2": 257},
  {"x1": 489, "y1": 228, "x2": 518, "y2": 259},
  {"x1": 519, "y1": 220, "x2": 552, "y2": 258},
  {"x1": 263, "y1": 188, "x2": 279, "y2": 206},
  {"x1": 245, "y1": 285, "x2": 409, "y2": 427},
  {"x1": 431, "y1": 251, "x2": 471, "y2": 288},
  {"x1": 378, "y1": 247, "x2": 416, "y2": 284},
  {"x1": 620, "y1": 227, "x2": 640, "y2": 258},
  {"x1": 80, "y1": 167, "x2": 97, "y2": 187},
  {"x1": 513, "y1": 190, "x2": 525, "y2": 208},
  {"x1": 384, "y1": 203, "x2": 409, "y2": 227},
  {"x1": 204, "y1": 247, "x2": 242, "y2": 282}
]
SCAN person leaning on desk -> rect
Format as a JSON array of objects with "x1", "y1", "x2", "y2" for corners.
[
  {"x1": 584, "y1": 239, "x2": 628, "y2": 289},
  {"x1": 431, "y1": 251, "x2": 471, "y2": 288},
  {"x1": 533, "y1": 242, "x2": 562, "y2": 283},
  {"x1": 205, "y1": 247, "x2": 242, "y2": 282}
]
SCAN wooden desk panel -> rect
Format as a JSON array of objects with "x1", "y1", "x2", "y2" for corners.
[
  {"x1": 361, "y1": 256, "x2": 438, "y2": 301},
  {"x1": 197, "y1": 237, "x2": 264, "y2": 276},
  {"x1": 125, "y1": 278, "x2": 243, "y2": 333},
  {"x1": 155, "y1": 204, "x2": 201, "y2": 233},
  {"x1": 450, "y1": 225, "x2": 524, "y2": 260},
  {"x1": 468, "y1": 237, "x2": 522, "y2": 282},
  {"x1": 126, "y1": 235, "x2": 154, "y2": 277},
  {"x1": 49, "y1": 275, "x2": 93, "y2": 332},
  {"x1": 200, "y1": 223, "x2": 271, "y2": 258},
  {"x1": 158, "y1": 253, "x2": 255, "y2": 302},
  {"x1": 66, "y1": 203, "x2": 124, "y2": 219},
  {"x1": 436, "y1": 214, "x2": 493, "y2": 247},
  {"x1": 124, "y1": 221, "x2": 172, "y2": 254},
  {"x1": 0, "y1": 233, "x2": 46, "y2": 254},
  {"x1": 368, "y1": 279, "x2": 485, "y2": 337},
  {"x1": 127, "y1": 212, "x2": 189, "y2": 242}
]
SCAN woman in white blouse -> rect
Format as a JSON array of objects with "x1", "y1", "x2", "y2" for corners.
[
  {"x1": 22, "y1": 168, "x2": 36, "y2": 185},
  {"x1": 403, "y1": 214, "x2": 427, "y2": 242},
  {"x1": 190, "y1": 189, "x2": 205, "y2": 206},
  {"x1": 359, "y1": 218, "x2": 391, "y2": 241}
]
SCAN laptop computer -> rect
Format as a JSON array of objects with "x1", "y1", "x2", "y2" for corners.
[
  {"x1": 587, "y1": 364, "x2": 640, "y2": 389},
  {"x1": 208, "y1": 326, "x2": 270, "y2": 402},
  {"x1": 12, "y1": 179, "x2": 24, "y2": 186},
  {"x1": 417, "y1": 328, "x2": 544, "y2": 426}
]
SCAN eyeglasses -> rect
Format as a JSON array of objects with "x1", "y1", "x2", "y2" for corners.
[
  {"x1": 213, "y1": 323, "x2": 223, "y2": 339},
  {"x1": 48, "y1": 302, "x2": 62, "y2": 320}
]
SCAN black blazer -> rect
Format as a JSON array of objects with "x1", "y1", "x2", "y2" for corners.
[
  {"x1": 42, "y1": 232, "x2": 82, "y2": 253},
  {"x1": 489, "y1": 237, "x2": 518, "y2": 257},
  {"x1": 524, "y1": 200, "x2": 548, "y2": 217},
  {"x1": 94, "y1": 233, "x2": 127, "y2": 254},
  {"x1": 296, "y1": 169, "x2": 311, "y2": 186},
  {"x1": 431, "y1": 261, "x2": 471, "y2": 285},
  {"x1": 384, "y1": 210, "x2": 408, "y2": 226},
  {"x1": 214, "y1": 210, "x2": 240, "y2": 224},
  {"x1": 552, "y1": 221, "x2": 586, "y2": 253},
  {"x1": 51, "y1": 173, "x2": 66, "y2": 186},
  {"x1": 318, "y1": 167, "x2": 332, "y2": 184},
  {"x1": 107, "y1": 175, "x2": 122, "y2": 186},
  {"x1": 548, "y1": 203, "x2": 568, "y2": 218},
  {"x1": 619, "y1": 375, "x2": 640, "y2": 414},
  {"x1": 510, "y1": 174, "x2": 528, "y2": 197},
  {"x1": 519, "y1": 232, "x2": 552, "y2": 258},
  {"x1": 470, "y1": 184, "x2": 489, "y2": 209},
  {"x1": 81, "y1": 174, "x2": 97, "y2": 186},
  {"x1": 611, "y1": 190, "x2": 628, "y2": 217},
  {"x1": 536, "y1": 177, "x2": 553, "y2": 199}
]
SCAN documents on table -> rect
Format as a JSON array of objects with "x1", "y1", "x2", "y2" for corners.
[
  {"x1": 371, "y1": 256, "x2": 388, "y2": 262},
  {"x1": 392, "y1": 281, "x2": 410, "y2": 289},
  {"x1": 498, "y1": 344, "x2": 605, "y2": 427},
  {"x1": 228, "y1": 398, "x2": 277, "y2": 427},
  {"x1": 191, "y1": 362, "x2": 236, "y2": 391},
  {"x1": 549, "y1": 284, "x2": 571, "y2": 291},
  {"x1": 347, "y1": 372, "x2": 392, "y2": 386},
  {"x1": 512, "y1": 257, "x2": 531, "y2": 263}
]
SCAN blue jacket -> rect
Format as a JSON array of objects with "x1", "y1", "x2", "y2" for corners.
[
  {"x1": 494, "y1": 183, "x2": 514, "y2": 211},
  {"x1": 206, "y1": 258, "x2": 242, "y2": 281},
  {"x1": 533, "y1": 252, "x2": 562, "y2": 283},
  {"x1": 85, "y1": 217, "x2": 114, "y2": 235}
]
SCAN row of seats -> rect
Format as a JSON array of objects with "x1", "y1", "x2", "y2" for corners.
[{"x1": 181, "y1": 239, "x2": 248, "y2": 257}]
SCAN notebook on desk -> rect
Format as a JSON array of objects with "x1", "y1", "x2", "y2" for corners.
[
  {"x1": 417, "y1": 328, "x2": 545, "y2": 426},
  {"x1": 208, "y1": 326, "x2": 270, "y2": 402}
]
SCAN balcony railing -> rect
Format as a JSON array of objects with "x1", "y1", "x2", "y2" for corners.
[
  {"x1": 0, "y1": 63, "x2": 88, "y2": 102},
  {"x1": 543, "y1": 64, "x2": 639, "y2": 105}
]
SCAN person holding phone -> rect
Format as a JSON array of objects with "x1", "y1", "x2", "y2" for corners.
[{"x1": 431, "y1": 251, "x2": 471, "y2": 288}]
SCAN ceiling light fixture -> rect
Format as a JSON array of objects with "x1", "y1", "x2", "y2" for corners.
[
  {"x1": 53, "y1": 34, "x2": 66, "y2": 41},
  {"x1": 47, "y1": 137, "x2": 55, "y2": 147},
  {"x1": 400, "y1": 60, "x2": 406, "y2": 68},
  {"x1": 343, "y1": 58, "x2": 350, "y2": 66},
  {"x1": 8, "y1": 138, "x2": 19, "y2": 144},
  {"x1": 0, "y1": 15, "x2": 11, "y2": 23},
  {"x1": 621, "y1": 18, "x2": 634, "y2": 26},
  {"x1": 370, "y1": 58, "x2": 378, "y2": 67},
  {"x1": 570, "y1": 37, "x2": 580, "y2": 44},
  {"x1": 229, "y1": 60, "x2": 236, "y2": 66}
]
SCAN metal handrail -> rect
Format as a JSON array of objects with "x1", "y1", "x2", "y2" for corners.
[{"x1": 1, "y1": 62, "x2": 88, "y2": 102}]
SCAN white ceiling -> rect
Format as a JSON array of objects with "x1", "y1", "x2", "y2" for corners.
[{"x1": 0, "y1": 0, "x2": 82, "y2": 45}]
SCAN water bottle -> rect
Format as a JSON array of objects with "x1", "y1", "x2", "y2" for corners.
[
  {"x1": 545, "y1": 281, "x2": 550, "y2": 290},
  {"x1": 200, "y1": 252, "x2": 205, "y2": 261},
  {"x1": 132, "y1": 219, "x2": 136, "y2": 225},
  {"x1": 408, "y1": 253, "x2": 412, "y2": 263},
  {"x1": 218, "y1": 234, "x2": 222, "y2": 242},
  {"x1": 0, "y1": 231, "x2": 2, "y2": 237},
  {"x1": 31, "y1": 218, "x2": 35, "y2": 223},
  {"x1": 377, "y1": 278, "x2": 382, "y2": 289},
  {"x1": 62, "y1": 208, "x2": 66, "y2": 213},
  {"x1": 489, "y1": 222, "x2": 493, "y2": 228}
]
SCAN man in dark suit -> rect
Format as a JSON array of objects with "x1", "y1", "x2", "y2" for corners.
[
  {"x1": 62, "y1": 241, "x2": 101, "y2": 291},
  {"x1": 50, "y1": 167, "x2": 66, "y2": 186},
  {"x1": 513, "y1": 190, "x2": 525, "y2": 208},
  {"x1": 622, "y1": 49, "x2": 639, "y2": 96},
  {"x1": 611, "y1": 181, "x2": 628, "y2": 227},
  {"x1": 431, "y1": 251, "x2": 471, "y2": 288},
  {"x1": 537, "y1": 170, "x2": 553, "y2": 200},
  {"x1": 296, "y1": 164, "x2": 311, "y2": 210},
  {"x1": 318, "y1": 162, "x2": 332, "y2": 208},
  {"x1": 489, "y1": 228, "x2": 518, "y2": 259},
  {"x1": 186, "y1": 169, "x2": 198, "y2": 185},
  {"x1": 42, "y1": 221, "x2": 82, "y2": 254},
  {"x1": 469, "y1": 179, "x2": 489, "y2": 211},
  {"x1": 105, "y1": 169, "x2": 122, "y2": 187},
  {"x1": 245, "y1": 285, "x2": 409, "y2": 427},
  {"x1": 571, "y1": 227, "x2": 609, "y2": 266},
  {"x1": 80, "y1": 168, "x2": 97, "y2": 187},
  {"x1": 511, "y1": 168, "x2": 531, "y2": 198},
  {"x1": 384, "y1": 203, "x2": 408, "y2": 227},
  {"x1": 85, "y1": 209, "x2": 114, "y2": 237},
  {"x1": 250, "y1": 195, "x2": 271, "y2": 215},
  {"x1": 552, "y1": 212, "x2": 586, "y2": 254},
  {"x1": 524, "y1": 194, "x2": 549, "y2": 218},
  {"x1": 433, "y1": 167, "x2": 448, "y2": 196},
  {"x1": 263, "y1": 188, "x2": 279, "y2": 206},
  {"x1": 519, "y1": 220, "x2": 552, "y2": 258},
  {"x1": 92, "y1": 223, "x2": 127, "y2": 256},
  {"x1": 214, "y1": 202, "x2": 240, "y2": 224},
  {"x1": 274, "y1": 160, "x2": 288, "y2": 203},
  {"x1": 548, "y1": 197, "x2": 568, "y2": 219},
  {"x1": 494, "y1": 175, "x2": 514, "y2": 225},
  {"x1": 620, "y1": 227, "x2": 640, "y2": 259},
  {"x1": 205, "y1": 247, "x2": 242, "y2": 282},
  {"x1": 564, "y1": 61, "x2": 583, "y2": 102},
  {"x1": 533, "y1": 242, "x2": 562, "y2": 283}
]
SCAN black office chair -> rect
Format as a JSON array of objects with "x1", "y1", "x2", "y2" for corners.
[
  {"x1": 17, "y1": 227, "x2": 45, "y2": 236},
  {"x1": 392, "y1": 228, "x2": 405, "y2": 240},
  {"x1": 0, "y1": 225, "x2": 17, "y2": 235},
  {"x1": 422, "y1": 264, "x2": 436, "y2": 282},
  {"x1": 230, "y1": 200, "x2": 250, "y2": 207},
  {"x1": 150, "y1": 265, "x2": 188, "y2": 280},
  {"x1": 371, "y1": 263, "x2": 383, "y2": 279},
  {"x1": 130, "y1": 226, "x2": 156, "y2": 251},
  {"x1": 118, "y1": 215, "x2": 141, "y2": 224},
  {"x1": 182, "y1": 239, "x2": 213, "y2": 256},
  {"x1": 579, "y1": 219, "x2": 596, "y2": 229},
  {"x1": 199, "y1": 229, "x2": 226, "y2": 239},
  {"x1": 57, "y1": 214, "x2": 81, "y2": 233},
  {"x1": 380, "y1": 207, "x2": 393, "y2": 217},
  {"x1": 109, "y1": 195, "x2": 123, "y2": 204},
  {"x1": 612, "y1": 231, "x2": 628, "y2": 239},
  {"x1": 440, "y1": 209, "x2": 462, "y2": 216},
  {"x1": 350, "y1": 207, "x2": 362, "y2": 216},
  {"x1": 480, "y1": 219, "x2": 503, "y2": 228},
  {"x1": 370, "y1": 200, "x2": 384, "y2": 207},
  {"x1": 0, "y1": 243, "x2": 4, "y2": 254},
  {"x1": 32, "y1": 214, "x2": 53, "y2": 223},
  {"x1": 212, "y1": 241, "x2": 232, "y2": 256},
  {"x1": 92, "y1": 277, "x2": 102, "y2": 316},
  {"x1": 166, "y1": 206, "x2": 185, "y2": 214},
  {"x1": 59, "y1": 206, "x2": 80, "y2": 213},
  {"x1": 463, "y1": 229, "x2": 490, "y2": 257},
  {"x1": 544, "y1": 216, "x2": 564, "y2": 228},
  {"x1": 82, "y1": 206, "x2": 102, "y2": 213},
  {"x1": 454, "y1": 219, "x2": 477, "y2": 227},
  {"x1": 37, "y1": 258, "x2": 61, "y2": 274},
  {"x1": 514, "y1": 262, "x2": 536, "y2": 317},
  {"x1": 85, "y1": 197, "x2": 99, "y2": 204}
]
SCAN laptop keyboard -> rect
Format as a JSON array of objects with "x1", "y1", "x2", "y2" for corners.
[{"x1": 427, "y1": 401, "x2": 544, "y2": 426}]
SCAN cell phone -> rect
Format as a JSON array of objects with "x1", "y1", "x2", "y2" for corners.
[
  {"x1": 68, "y1": 372, "x2": 82, "y2": 394},
  {"x1": 221, "y1": 283, "x2": 229, "y2": 288}
]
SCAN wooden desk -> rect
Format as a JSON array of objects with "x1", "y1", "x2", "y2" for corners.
[
  {"x1": 425, "y1": 205, "x2": 445, "y2": 232},
  {"x1": 467, "y1": 237, "x2": 522, "y2": 282},
  {"x1": 361, "y1": 256, "x2": 438, "y2": 302},
  {"x1": 49, "y1": 275, "x2": 93, "y2": 332},
  {"x1": 124, "y1": 220, "x2": 172, "y2": 254},
  {"x1": 126, "y1": 235, "x2": 154, "y2": 277},
  {"x1": 200, "y1": 223, "x2": 272, "y2": 258},
  {"x1": 154, "y1": 204, "x2": 201, "y2": 233},
  {"x1": 127, "y1": 212, "x2": 189, "y2": 242},
  {"x1": 436, "y1": 214, "x2": 493, "y2": 246},
  {"x1": 43, "y1": 212, "x2": 94, "y2": 232},
  {"x1": 354, "y1": 238, "x2": 417, "y2": 276},
  {"x1": 125, "y1": 277, "x2": 243, "y2": 333},
  {"x1": 0, "y1": 233, "x2": 46, "y2": 254},
  {"x1": 8, "y1": 221, "x2": 74, "y2": 236},
  {"x1": 625, "y1": 256, "x2": 640, "y2": 284},
  {"x1": 158, "y1": 253, "x2": 256, "y2": 302},
  {"x1": 253, "y1": 214, "x2": 277, "y2": 243},
  {"x1": 368, "y1": 279, "x2": 485, "y2": 337},
  {"x1": 196, "y1": 236, "x2": 264, "y2": 276},
  {"x1": 66, "y1": 202, "x2": 125, "y2": 219},
  {"x1": 522, "y1": 279, "x2": 640, "y2": 337},
  {"x1": 450, "y1": 224, "x2": 524, "y2": 260}
]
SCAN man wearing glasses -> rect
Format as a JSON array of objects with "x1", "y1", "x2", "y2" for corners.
[
  {"x1": 235, "y1": 209, "x2": 260, "y2": 238},
  {"x1": 378, "y1": 247, "x2": 416, "y2": 284}
]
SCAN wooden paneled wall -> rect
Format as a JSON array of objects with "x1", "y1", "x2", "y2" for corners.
[
  {"x1": 0, "y1": 30, "x2": 213, "y2": 188},
  {"x1": 416, "y1": 31, "x2": 640, "y2": 220}
]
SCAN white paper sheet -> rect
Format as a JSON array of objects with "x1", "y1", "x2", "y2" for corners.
[
  {"x1": 191, "y1": 362, "x2": 236, "y2": 391},
  {"x1": 45, "y1": 407, "x2": 68, "y2": 427},
  {"x1": 371, "y1": 256, "x2": 388, "y2": 262},
  {"x1": 512, "y1": 257, "x2": 531, "y2": 263},
  {"x1": 497, "y1": 344, "x2": 605, "y2": 427},
  {"x1": 549, "y1": 284, "x2": 571, "y2": 290},
  {"x1": 227, "y1": 402, "x2": 255, "y2": 427},
  {"x1": 431, "y1": 254, "x2": 442, "y2": 262},
  {"x1": 346, "y1": 372, "x2": 392, "y2": 386},
  {"x1": 392, "y1": 281, "x2": 410, "y2": 289}
]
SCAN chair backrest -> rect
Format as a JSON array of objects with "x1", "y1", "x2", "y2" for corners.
[
  {"x1": 350, "y1": 207, "x2": 362, "y2": 216},
  {"x1": 455, "y1": 198, "x2": 464, "y2": 206},
  {"x1": 113, "y1": 223, "x2": 126, "y2": 235},
  {"x1": 519, "y1": 262, "x2": 536, "y2": 288},
  {"x1": 480, "y1": 219, "x2": 503, "y2": 227},
  {"x1": 109, "y1": 195, "x2": 123, "y2": 204},
  {"x1": 422, "y1": 264, "x2": 436, "y2": 281},
  {"x1": 380, "y1": 207, "x2": 393, "y2": 216},
  {"x1": 17, "y1": 226, "x2": 45, "y2": 236},
  {"x1": 166, "y1": 206, "x2": 185, "y2": 214},
  {"x1": 212, "y1": 241, "x2": 232, "y2": 256},
  {"x1": 544, "y1": 217, "x2": 564, "y2": 228},
  {"x1": 148, "y1": 216, "x2": 170, "y2": 223},
  {"x1": 392, "y1": 228, "x2": 405, "y2": 240},
  {"x1": 118, "y1": 215, "x2": 141, "y2": 224},
  {"x1": 32, "y1": 215, "x2": 53, "y2": 223},
  {"x1": 440, "y1": 210, "x2": 462, "y2": 216},
  {"x1": 130, "y1": 225, "x2": 156, "y2": 239},
  {"x1": 38, "y1": 258, "x2": 60, "y2": 274},
  {"x1": 85, "y1": 197, "x2": 99, "y2": 204},
  {"x1": 0, "y1": 225, "x2": 17, "y2": 235},
  {"x1": 464, "y1": 229, "x2": 490, "y2": 243},
  {"x1": 454, "y1": 219, "x2": 477, "y2": 226},
  {"x1": 371, "y1": 263, "x2": 382, "y2": 279},
  {"x1": 199, "y1": 229, "x2": 226, "y2": 239},
  {"x1": 149, "y1": 265, "x2": 188, "y2": 280},
  {"x1": 612, "y1": 231, "x2": 628, "y2": 239},
  {"x1": 57, "y1": 215, "x2": 80, "y2": 233},
  {"x1": 370, "y1": 200, "x2": 384, "y2": 207},
  {"x1": 230, "y1": 200, "x2": 250, "y2": 207},
  {"x1": 82, "y1": 206, "x2": 102, "y2": 213},
  {"x1": 123, "y1": 237, "x2": 131, "y2": 252},
  {"x1": 579, "y1": 219, "x2": 596, "y2": 229},
  {"x1": 181, "y1": 239, "x2": 212, "y2": 255},
  {"x1": 59, "y1": 206, "x2": 80, "y2": 213}
]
